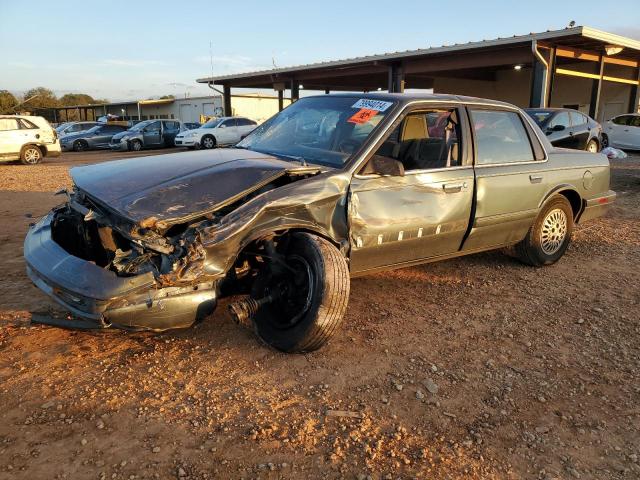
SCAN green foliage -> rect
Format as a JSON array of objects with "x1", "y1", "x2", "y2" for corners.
[
  {"x1": 23, "y1": 87, "x2": 59, "y2": 110},
  {"x1": 0, "y1": 90, "x2": 19, "y2": 114},
  {"x1": 59, "y1": 93, "x2": 96, "y2": 106}
]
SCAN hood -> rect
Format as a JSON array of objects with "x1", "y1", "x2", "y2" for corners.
[{"x1": 71, "y1": 149, "x2": 316, "y2": 226}]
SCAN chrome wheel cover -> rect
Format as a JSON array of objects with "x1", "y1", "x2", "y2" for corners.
[
  {"x1": 203, "y1": 137, "x2": 214, "y2": 148},
  {"x1": 24, "y1": 148, "x2": 41, "y2": 164},
  {"x1": 540, "y1": 208, "x2": 568, "y2": 255}
]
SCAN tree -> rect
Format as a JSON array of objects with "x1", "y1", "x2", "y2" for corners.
[
  {"x1": 59, "y1": 93, "x2": 96, "y2": 106},
  {"x1": 22, "y1": 87, "x2": 59, "y2": 111},
  {"x1": 0, "y1": 90, "x2": 18, "y2": 114},
  {"x1": 159, "y1": 95, "x2": 175, "y2": 99}
]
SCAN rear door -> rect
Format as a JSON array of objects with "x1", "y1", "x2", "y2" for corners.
[
  {"x1": 349, "y1": 105, "x2": 475, "y2": 273},
  {"x1": 161, "y1": 121, "x2": 180, "y2": 146},
  {"x1": 142, "y1": 121, "x2": 162, "y2": 146},
  {"x1": 462, "y1": 107, "x2": 548, "y2": 251},
  {"x1": 569, "y1": 111, "x2": 590, "y2": 149}
]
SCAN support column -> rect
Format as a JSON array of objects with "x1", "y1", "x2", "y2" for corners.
[
  {"x1": 223, "y1": 84, "x2": 232, "y2": 116},
  {"x1": 388, "y1": 63, "x2": 405, "y2": 93},
  {"x1": 589, "y1": 56, "x2": 605, "y2": 120},
  {"x1": 291, "y1": 80, "x2": 299, "y2": 102},
  {"x1": 137, "y1": 102, "x2": 141, "y2": 120},
  {"x1": 277, "y1": 90, "x2": 283, "y2": 111},
  {"x1": 325, "y1": 89, "x2": 330, "y2": 94},
  {"x1": 629, "y1": 67, "x2": 640, "y2": 113}
]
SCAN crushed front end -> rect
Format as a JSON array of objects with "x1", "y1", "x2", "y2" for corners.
[{"x1": 24, "y1": 189, "x2": 218, "y2": 330}]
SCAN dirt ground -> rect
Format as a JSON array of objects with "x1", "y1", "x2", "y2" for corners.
[{"x1": 0, "y1": 150, "x2": 638, "y2": 480}]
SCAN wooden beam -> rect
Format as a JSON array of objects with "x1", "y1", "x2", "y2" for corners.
[
  {"x1": 404, "y1": 46, "x2": 531, "y2": 74},
  {"x1": 555, "y1": 45, "x2": 638, "y2": 67}
]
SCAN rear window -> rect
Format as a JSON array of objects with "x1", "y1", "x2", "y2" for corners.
[
  {"x1": 470, "y1": 110, "x2": 535, "y2": 165},
  {"x1": 612, "y1": 115, "x2": 632, "y2": 126},
  {"x1": 569, "y1": 111, "x2": 587, "y2": 126}
]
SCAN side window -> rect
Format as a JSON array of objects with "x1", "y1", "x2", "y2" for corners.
[
  {"x1": 222, "y1": 119, "x2": 237, "y2": 127},
  {"x1": 18, "y1": 119, "x2": 37, "y2": 129},
  {"x1": 549, "y1": 112, "x2": 571, "y2": 129},
  {"x1": 612, "y1": 115, "x2": 631, "y2": 126},
  {"x1": 470, "y1": 109, "x2": 535, "y2": 165},
  {"x1": 163, "y1": 121, "x2": 179, "y2": 131},
  {"x1": 370, "y1": 109, "x2": 461, "y2": 171},
  {"x1": 569, "y1": 111, "x2": 587, "y2": 126},
  {"x1": 0, "y1": 118, "x2": 20, "y2": 131},
  {"x1": 147, "y1": 121, "x2": 161, "y2": 133}
]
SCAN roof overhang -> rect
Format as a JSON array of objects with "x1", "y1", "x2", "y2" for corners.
[{"x1": 196, "y1": 26, "x2": 640, "y2": 90}]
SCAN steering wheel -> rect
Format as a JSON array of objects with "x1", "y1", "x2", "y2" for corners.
[{"x1": 337, "y1": 139, "x2": 361, "y2": 153}]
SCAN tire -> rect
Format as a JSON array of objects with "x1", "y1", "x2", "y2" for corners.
[
  {"x1": 251, "y1": 233, "x2": 350, "y2": 353},
  {"x1": 586, "y1": 138, "x2": 599, "y2": 153},
  {"x1": 601, "y1": 134, "x2": 609, "y2": 148},
  {"x1": 20, "y1": 145, "x2": 43, "y2": 165},
  {"x1": 515, "y1": 195, "x2": 574, "y2": 267},
  {"x1": 201, "y1": 135, "x2": 216, "y2": 149},
  {"x1": 130, "y1": 139, "x2": 143, "y2": 152},
  {"x1": 73, "y1": 140, "x2": 88, "y2": 152}
]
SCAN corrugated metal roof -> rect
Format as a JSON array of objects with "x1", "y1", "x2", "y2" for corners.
[{"x1": 196, "y1": 26, "x2": 640, "y2": 84}]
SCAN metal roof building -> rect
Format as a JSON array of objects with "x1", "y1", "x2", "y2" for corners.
[{"x1": 197, "y1": 26, "x2": 640, "y2": 122}]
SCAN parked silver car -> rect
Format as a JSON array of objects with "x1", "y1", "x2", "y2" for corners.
[
  {"x1": 60, "y1": 124, "x2": 128, "y2": 152},
  {"x1": 55, "y1": 121, "x2": 99, "y2": 137},
  {"x1": 109, "y1": 119, "x2": 185, "y2": 151}
]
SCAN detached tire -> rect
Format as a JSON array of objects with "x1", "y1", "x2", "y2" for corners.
[
  {"x1": 515, "y1": 195, "x2": 574, "y2": 267},
  {"x1": 252, "y1": 233, "x2": 350, "y2": 353}
]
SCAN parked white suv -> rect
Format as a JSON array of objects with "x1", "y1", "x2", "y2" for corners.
[
  {"x1": 0, "y1": 115, "x2": 61, "y2": 164},
  {"x1": 174, "y1": 116, "x2": 257, "y2": 149}
]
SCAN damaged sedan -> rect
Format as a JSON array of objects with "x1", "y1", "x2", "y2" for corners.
[{"x1": 24, "y1": 94, "x2": 615, "y2": 352}]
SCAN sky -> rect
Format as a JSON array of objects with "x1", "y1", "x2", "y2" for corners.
[{"x1": 1, "y1": 0, "x2": 639, "y2": 101}]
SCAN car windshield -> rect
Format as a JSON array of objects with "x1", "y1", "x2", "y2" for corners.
[
  {"x1": 129, "y1": 120, "x2": 154, "y2": 131},
  {"x1": 202, "y1": 118, "x2": 224, "y2": 129},
  {"x1": 237, "y1": 96, "x2": 397, "y2": 168},
  {"x1": 526, "y1": 110, "x2": 553, "y2": 126},
  {"x1": 56, "y1": 123, "x2": 71, "y2": 132}
]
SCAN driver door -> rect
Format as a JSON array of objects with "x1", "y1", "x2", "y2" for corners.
[
  {"x1": 348, "y1": 106, "x2": 475, "y2": 274},
  {"x1": 216, "y1": 118, "x2": 238, "y2": 144}
]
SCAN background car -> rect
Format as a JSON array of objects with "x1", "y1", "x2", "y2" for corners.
[
  {"x1": 183, "y1": 122, "x2": 202, "y2": 130},
  {"x1": 0, "y1": 115, "x2": 60, "y2": 164},
  {"x1": 55, "y1": 121, "x2": 99, "y2": 137},
  {"x1": 60, "y1": 124, "x2": 128, "y2": 152},
  {"x1": 525, "y1": 108, "x2": 602, "y2": 152},
  {"x1": 603, "y1": 114, "x2": 640, "y2": 150},
  {"x1": 174, "y1": 116, "x2": 257, "y2": 149},
  {"x1": 110, "y1": 119, "x2": 184, "y2": 151}
]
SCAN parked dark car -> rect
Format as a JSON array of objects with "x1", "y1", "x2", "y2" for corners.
[
  {"x1": 184, "y1": 122, "x2": 202, "y2": 130},
  {"x1": 525, "y1": 108, "x2": 602, "y2": 152},
  {"x1": 60, "y1": 124, "x2": 128, "y2": 152},
  {"x1": 24, "y1": 94, "x2": 614, "y2": 353},
  {"x1": 109, "y1": 119, "x2": 184, "y2": 151}
]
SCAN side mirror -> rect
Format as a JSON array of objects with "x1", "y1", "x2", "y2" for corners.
[{"x1": 364, "y1": 155, "x2": 405, "y2": 177}]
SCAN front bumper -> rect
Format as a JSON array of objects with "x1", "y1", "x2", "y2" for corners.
[
  {"x1": 174, "y1": 137, "x2": 198, "y2": 147},
  {"x1": 24, "y1": 212, "x2": 217, "y2": 330},
  {"x1": 109, "y1": 140, "x2": 129, "y2": 151}
]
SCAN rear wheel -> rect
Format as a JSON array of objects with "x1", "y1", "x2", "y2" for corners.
[
  {"x1": 130, "y1": 139, "x2": 142, "y2": 151},
  {"x1": 249, "y1": 233, "x2": 350, "y2": 353},
  {"x1": 73, "y1": 140, "x2": 88, "y2": 152},
  {"x1": 586, "y1": 138, "x2": 599, "y2": 153},
  {"x1": 201, "y1": 135, "x2": 216, "y2": 149},
  {"x1": 20, "y1": 145, "x2": 42, "y2": 165},
  {"x1": 515, "y1": 195, "x2": 574, "y2": 267}
]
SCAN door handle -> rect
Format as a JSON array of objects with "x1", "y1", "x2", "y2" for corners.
[
  {"x1": 443, "y1": 182, "x2": 464, "y2": 193},
  {"x1": 529, "y1": 175, "x2": 543, "y2": 184}
]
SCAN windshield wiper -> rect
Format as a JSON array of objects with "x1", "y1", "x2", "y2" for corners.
[{"x1": 269, "y1": 151, "x2": 308, "y2": 167}]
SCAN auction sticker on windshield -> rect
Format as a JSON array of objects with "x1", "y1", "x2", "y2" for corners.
[
  {"x1": 348, "y1": 108, "x2": 378, "y2": 124},
  {"x1": 351, "y1": 99, "x2": 393, "y2": 112}
]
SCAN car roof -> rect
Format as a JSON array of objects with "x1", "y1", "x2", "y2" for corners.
[{"x1": 306, "y1": 92, "x2": 515, "y2": 109}]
